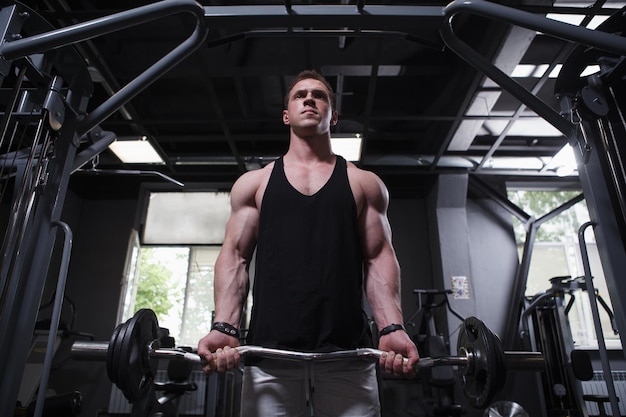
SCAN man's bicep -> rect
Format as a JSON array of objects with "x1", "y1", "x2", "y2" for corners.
[
  {"x1": 360, "y1": 180, "x2": 393, "y2": 261},
  {"x1": 222, "y1": 205, "x2": 258, "y2": 262},
  {"x1": 222, "y1": 174, "x2": 261, "y2": 260}
]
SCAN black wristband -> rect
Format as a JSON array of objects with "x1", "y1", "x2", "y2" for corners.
[
  {"x1": 212, "y1": 322, "x2": 240, "y2": 339},
  {"x1": 379, "y1": 323, "x2": 406, "y2": 337}
]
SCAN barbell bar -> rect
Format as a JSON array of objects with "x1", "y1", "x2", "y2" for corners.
[
  {"x1": 71, "y1": 339, "x2": 542, "y2": 371},
  {"x1": 70, "y1": 309, "x2": 546, "y2": 409},
  {"x1": 71, "y1": 340, "x2": 472, "y2": 368}
]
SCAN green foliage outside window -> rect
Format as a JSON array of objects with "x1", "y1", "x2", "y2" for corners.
[
  {"x1": 508, "y1": 190, "x2": 588, "y2": 243},
  {"x1": 134, "y1": 248, "x2": 184, "y2": 319},
  {"x1": 129, "y1": 246, "x2": 217, "y2": 346}
]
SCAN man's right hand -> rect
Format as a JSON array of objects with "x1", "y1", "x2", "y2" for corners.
[{"x1": 197, "y1": 331, "x2": 241, "y2": 374}]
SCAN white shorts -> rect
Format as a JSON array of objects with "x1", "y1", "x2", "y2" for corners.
[{"x1": 240, "y1": 358, "x2": 381, "y2": 417}]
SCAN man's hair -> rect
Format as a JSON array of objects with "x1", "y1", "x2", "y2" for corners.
[{"x1": 284, "y1": 69, "x2": 336, "y2": 111}]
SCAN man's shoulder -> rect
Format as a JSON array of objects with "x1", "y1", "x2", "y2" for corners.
[
  {"x1": 230, "y1": 161, "x2": 275, "y2": 202},
  {"x1": 345, "y1": 162, "x2": 389, "y2": 205},
  {"x1": 346, "y1": 161, "x2": 383, "y2": 186},
  {"x1": 235, "y1": 161, "x2": 274, "y2": 185}
]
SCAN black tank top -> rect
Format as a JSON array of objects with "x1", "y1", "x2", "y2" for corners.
[{"x1": 246, "y1": 155, "x2": 371, "y2": 351}]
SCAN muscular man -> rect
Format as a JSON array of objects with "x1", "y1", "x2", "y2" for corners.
[{"x1": 198, "y1": 69, "x2": 419, "y2": 417}]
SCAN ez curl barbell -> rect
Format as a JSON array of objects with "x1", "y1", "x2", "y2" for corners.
[{"x1": 70, "y1": 309, "x2": 545, "y2": 409}]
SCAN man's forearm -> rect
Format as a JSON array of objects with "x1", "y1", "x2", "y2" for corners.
[
  {"x1": 365, "y1": 255, "x2": 404, "y2": 329},
  {"x1": 213, "y1": 257, "x2": 249, "y2": 326}
]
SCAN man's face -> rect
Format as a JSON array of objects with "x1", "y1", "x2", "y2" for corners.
[{"x1": 283, "y1": 78, "x2": 338, "y2": 135}]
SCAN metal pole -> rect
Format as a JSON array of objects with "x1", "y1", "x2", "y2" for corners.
[
  {"x1": 578, "y1": 221, "x2": 621, "y2": 417},
  {"x1": 32, "y1": 221, "x2": 73, "y2": 417}
]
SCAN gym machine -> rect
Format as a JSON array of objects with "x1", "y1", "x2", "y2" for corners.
[
  {"x1": 446, "y1": 4, "x2": 626, "y2": 415},
  {"x1": 407, "y1": 289, "x2": 466, "y2": 416},
  {"x1": 0, "y1": 2, "x2": 208, "y2": 416},
  {"x1": 521, "y1": 276, "x2": 612, "y2": 417}
]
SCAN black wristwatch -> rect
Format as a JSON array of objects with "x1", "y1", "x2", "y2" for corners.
[
  {"x1": 212, "y1": 321, "x2": 240, "y2": 339},
  {"x1": 379, "y1": 323, "x2": 406, "y2": 337}
]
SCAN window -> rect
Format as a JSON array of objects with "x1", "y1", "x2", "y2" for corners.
[
  {"x1": 142, "y1": 191, "x2": 230, "y2": 245},
  {"x1": 117, "y1": 191, "x2": 238, "y2": 347},
  {"x1": 508, "y1": 189, "x2": 619, "y2": 349}
]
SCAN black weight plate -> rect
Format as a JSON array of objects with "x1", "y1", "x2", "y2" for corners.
[
  {"x1": 117, "y1": 310, "x2": 148, "y2": 401},
  {"x1": 114, "y1": 316, "x2": 134, "y2": 396},
  {"x1": 117, "y1": 309, "x2": 159, "y2": 403},
  {"x1": 113, "y1": 318, "x2": 134, "y2": 390},
  {"x1": 490, "y1": 328, "x2": 507, "y2": 391},
  {"x1": 116, "y1": 311, "x2": 145, "y2": 401},
  {"x1": 457, "y1": 316, "x2": 502, "y2": 409},
  {"x1": 107, "y1": 322, "x2": 123, "y2": 382},
  {"x1": 483, "y1": 320, "x2": 508, "y2": 402}
]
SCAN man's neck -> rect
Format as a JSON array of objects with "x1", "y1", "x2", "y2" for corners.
[{"x1": 286, "y1": 132, "x2": 334, "y2": 164}]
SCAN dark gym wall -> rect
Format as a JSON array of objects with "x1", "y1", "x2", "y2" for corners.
[
  {"x1": 46, "y1": 190, "x2": 139, "y2": 417},
  {"x1": 426, "y1": 174, "x2": 520, "y2": 338},
  {"x1": 465, "y1": 188, "x2": 520, "y2": 334},
  {"x1": 388, "y1": 197, "x2": 433, "y2": 322}
]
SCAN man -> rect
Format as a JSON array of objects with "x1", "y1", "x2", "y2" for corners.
[{"x1": 198, "y1": 69, "x2": 419, "y2": 417}]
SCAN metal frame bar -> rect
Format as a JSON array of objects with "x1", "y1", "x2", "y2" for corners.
[
  {"x1": 0, "y1": 0, "x2": 208, "y2": 138},
  {"x1": 0, "y1": 103, "x2": 82, "y2": 417},
  {"x1": 32, "y1": 221, "x2": 73, "y2": 417},
  {"x1": 440, "y1": 0, "x2": 626, "y2": 147},
  {"x1": 503, "y1": 193, "x2": 585, "y2": 350},
  {"x1": 579, "y1": 221, "x2": 621, "y2": 417},
  {"x1": 443, "y1": 0, "x2": 626, "y2": 56},
  {"x1": 574, "y1": 110, "x2": 626, "y2": 403}
]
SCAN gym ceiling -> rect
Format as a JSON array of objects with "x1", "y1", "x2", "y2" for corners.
[{"x1": 15, "y1": 0, "x2": 625, "y2": 198}]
